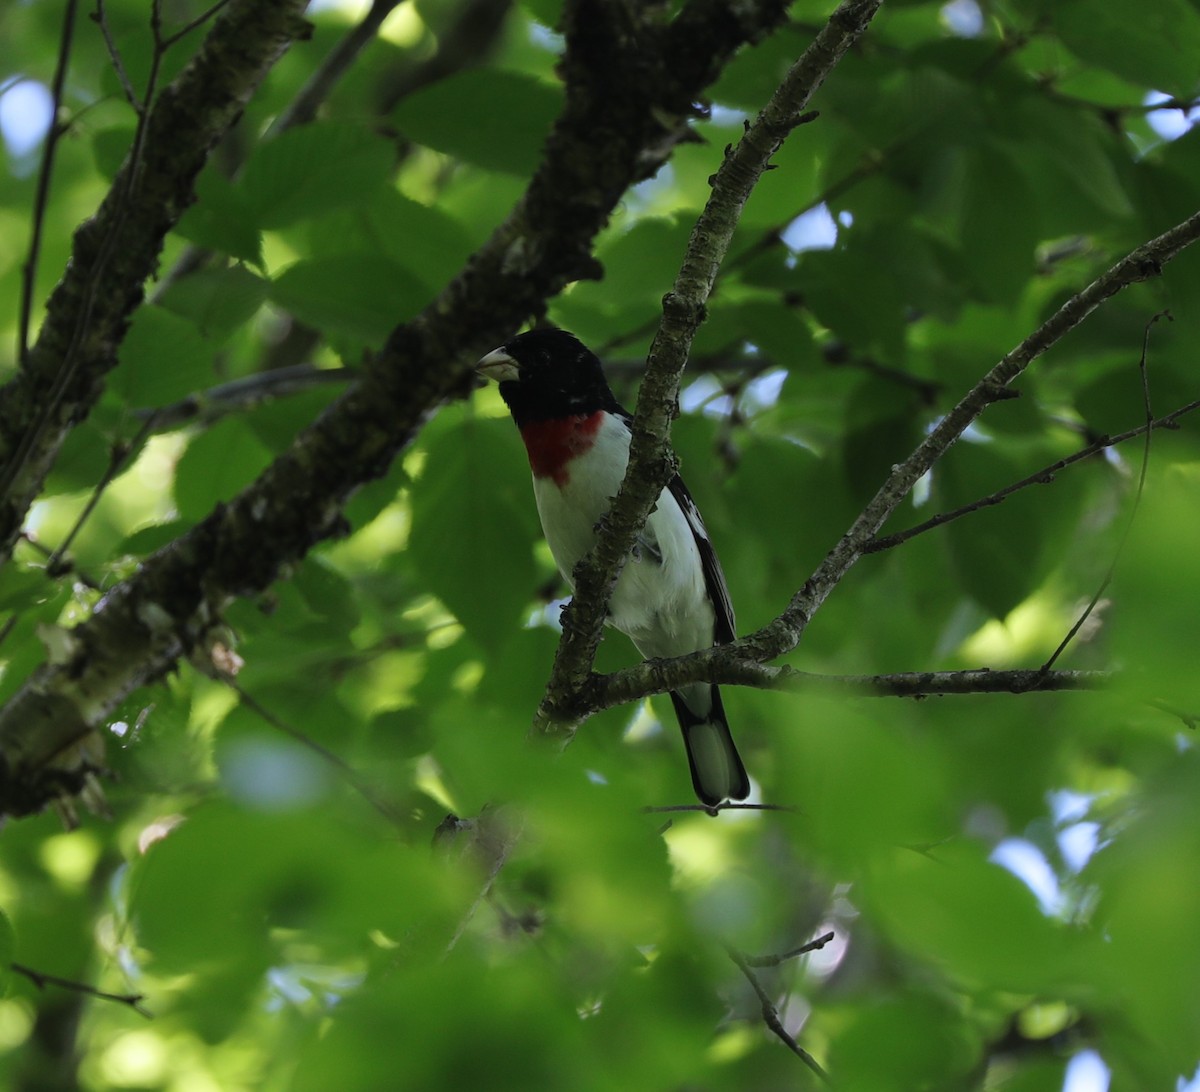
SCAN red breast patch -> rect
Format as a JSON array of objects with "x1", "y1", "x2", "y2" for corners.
[{"x1": 519, "y1": 412, "x2": 603, "y2": 487}]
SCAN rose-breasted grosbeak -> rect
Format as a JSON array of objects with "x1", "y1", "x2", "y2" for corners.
[{"x1": 477, "y1": 328, "x2": 750, "y2": 807}]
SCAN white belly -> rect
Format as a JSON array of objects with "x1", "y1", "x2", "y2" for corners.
[{"x1": 532, "y1": 415, "x2": 715, "y2": 659}]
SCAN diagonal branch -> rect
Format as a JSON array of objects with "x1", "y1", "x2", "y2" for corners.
[
  {"x1": 865, "y1": 394, "x2": 1200, "y2": 554},
  {"x1": 535, "y1": 0, "x2": 886, "y2": 736},
  {"x1": 540, "y1": 207, "x2": 1200, "y2": 726},
  {"x1": 747, "y1": 209, "x2": 1200, "y2": 665},
  {"x1": 0, "y1": 0, "x2": 795, "y2": 818},
  {"x1": 0, "y1": 0, "x2": 312, "y2": 562},
  {"x1": 726, "y1": 943, "x2": 830, "y2": 1083}
]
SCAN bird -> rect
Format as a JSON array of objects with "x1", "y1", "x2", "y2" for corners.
[{"x1": 476, "y1": 327, "x2": 750, "y2": 807}]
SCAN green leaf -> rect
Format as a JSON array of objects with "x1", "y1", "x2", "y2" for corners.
[
  {"x1": 865, "y1": 841, "x2": 1072, "y2": 992},
  {"x1": 360, "y1": 190, "x2": 476, "y2": 289},
  {"x1": 91, "y1": 125, "x2": 136, "y2": 181},
  {"x1": 391, "y1": 70, "x2": 562, "y2": 176},
  {"x1": 157, "y1": 266, "x2": 269, "y2": 343},
  {"x1": 112, "y1": 306, "x2": 215, "y2": 407},
  {"x1": 173, "y1": 419, "x2": 273, "y2": 522},
  {"x1": 1052, "y1": 0, "x2": 1200, "y2": 97},
  {"x1": 840, "y1": 376, "x2": 925, "y2": 502},
  {"x1": 936, "y1": 442, "x2": 1048, "y2": 619},
  {"x1": 960, "y1": 141, "x2": 1038, "y2": 305},
  {"x1": 830, "y1": 992, "x2": 980, "y2": 1091},
  {"x1": 239, "y1": 123, "x2": 395, "y2": 230},
  {"x1": 0, "y1": 906, "x2": 15, "y2": 991},
  {"x1": 175, "y1": 168, "x2": 263, "y2": 266},
  {"x1": 407, "y1": 413, "x2": 539, "y2": 652},
  {"x1": 269, "y1": 255, "x2": 429, "y2": 346}
]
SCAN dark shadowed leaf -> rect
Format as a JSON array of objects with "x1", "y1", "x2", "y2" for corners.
[{"x1": 391, "y1": 69, "x2": 562, "y2": 175}]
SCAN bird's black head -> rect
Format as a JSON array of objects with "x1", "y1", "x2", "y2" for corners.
[{"x1": 476, "y1": 328, "x2": 620, "y2": 426}]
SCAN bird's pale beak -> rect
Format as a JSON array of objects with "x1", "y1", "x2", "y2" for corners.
[{"x1": 475, "y1": 348, "x2": 520, "y2": 383}]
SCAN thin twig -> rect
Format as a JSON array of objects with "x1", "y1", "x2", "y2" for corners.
[
  {"x1": 865, "y1": 392, "x2": 1200, "y2": 554},
  {"x1": 725, "y1": 943, "x2": 831, "y2": 1084},
  {"x1": 1039, "y1": 310, "x2": 1170, "y2": 673},
  {"x1": 11, "y1": 961, "x2": 151, "y2": 1017},
  {"x1": 267, "y1": 0, "x2": 402, "y2": 134},
  {"x1": 587, "y1": 660, "x2": 1107, "y2": 723},
  {"x1": 159, "y1": 0, "x2": 234, "y2": 50},
  {"x1": 18, "y1": 0, "x2": 79, "y2": 365},
  {"x1": 225, "y1": 679, "x2": 410, "y2": 829},
  {"x1": 742, "y1": 931, "x2": 836, "y2": 968},
  {"x1": 642, "y1": 801, "x2": 797, "y2": 816},
  {"x1": 46, "y1": 412, "x2": 161, "y2": 574},
  {"x1": 132, "y1": 365, "x2": 356, "y2": 430},
  {"x1": 18, "y1": 530, "x2": 100, "y2": 590},
  {"x1": 93, "y1": 0, "x2": 143, "y2": 111},
  {"x1": 0, "y1": 0, "x2": 168, "y2": 519}
]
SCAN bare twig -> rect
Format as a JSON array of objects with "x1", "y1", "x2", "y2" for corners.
[
  {"x1": 133, "y1": 365, "x2": 357, "y2": 430},
  {"x1": 225, "y1": 680, "x2": 409, "y2": 829},
  {"x1": 11, "y1": 961, "x2": 151, "y2": 1017},
  {"x1": 742, "y1": 931, "x2": 836, "y2": 968},
  {"x1": 46, "y1": 412, "x2": 161, "y2": 574},
  {"x1": 159, "y1": 0, "x2": 235, "y2": 50},
  {"x1": 18, "y1": 0, "x2": 79, "y2": 366},
  {"x1": 93, "y1": 0, "x2": 143, "y2": 110},
  {"x1": 1039, "y1": 310, "x2": 1170, "y2": 673},
  {"x1": 865, "y1": 392, "x2": 1200, "y2": 554},
  {"x1": 725, "y1": 943, "x2": 830, "y2": 1083}
]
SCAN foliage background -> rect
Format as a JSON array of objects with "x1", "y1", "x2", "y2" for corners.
[{"x1": 1, "y1": 0, "x2": 1200, "y2": 1088}]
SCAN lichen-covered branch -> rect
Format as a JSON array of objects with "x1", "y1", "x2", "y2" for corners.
[
  {"x1": 0, "y1": 0, "x2": 794, "y2": 817},
  {"x1": 0, "y1": 0, "x2": 312, "y2": 560},
  {"x1": 535, "y1": 0, "x2": 886, "y2": 734}
]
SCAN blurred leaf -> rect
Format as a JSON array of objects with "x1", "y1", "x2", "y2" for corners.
[
  {"x1": 0, "y1": 906, "x2": 14, "y2": 991},
  {"x1": 173, "y1": 418, "x2": 273, "y2": 521},
  {"x1": 937, "y1": 441, "x2": 1050, "y2": 618},
  {"x1": 269, "y1": 255, "x2": 429, "y2": 345},
  {"x1": 157, "y1": 265, "x2": 269, "y2": 343},
  {"x1": 239, "y1": 122, "x2": 395, "y2": 230},
  {"x1": 830, "y1": 992, "x2": 980, "y2": 1092},
  {"x1": 408, "y1": 413, "x2": 539, "y2": 652},
  {"x1": 1051, "y1": 0, "x2": 1200, "y2": 96},
  {"x1": 960, "y1": 141, "x2": 1039, "y2": 304},
  {"x1": 175, "y1": 168, "x2": 263, "y2": 265},
  {"x1": 841, "y1": 375, "x2": 925, "y2": 502},
  {"x1": 392, "y1": 69, "x2": 562, "y2": 175},
  {"x1": 112, "y1": 306, "x2": 215, "y2": 406},
  {"x1": 865, "y1": 841, "x2": 1073, "y2": 993}
]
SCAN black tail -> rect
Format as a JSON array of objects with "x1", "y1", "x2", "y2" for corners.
[{"x1": 669, "y1": 684, "x2": 750, "y2": 807}]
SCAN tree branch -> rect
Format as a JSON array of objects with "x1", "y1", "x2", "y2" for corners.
[
  {"x1": 725, "y1": 943, "x2": 830, "y2": 1083},
  {"x1": 17, "y1": 0, "x2": 79, "y2": 366},
  {"x1": 742, "y1": 209, "x2": 1200, "y2": 667},
  {"x1": 0, "y1": 0, "x2": 312, "y2": 561},
  {"x1": 865, "y1": 395, "x2": 1200, "y2": 554},
  {"x1": 11, "y1": 962, "x2": 150, "y2": 1017},
  {"x1": 585, "y1": 659, "x2": 1107, "y2": 714},
  {"x1": 0, "y1": 0, "x2": 795, "y2": 817},
  {"x1": 535, "y1": 0, "x2": 886, "y2": 736},
  {"x1": 542, "y1": 207, "x2": 1200, "y2": 730}
]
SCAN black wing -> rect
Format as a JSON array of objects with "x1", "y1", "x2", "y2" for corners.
[
  {"x1": 667, "y1": 474, "x2": 736, "y2": 645},
  {"x1": 611, "y1": 405, "x2": 736, "y2": 644}
]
